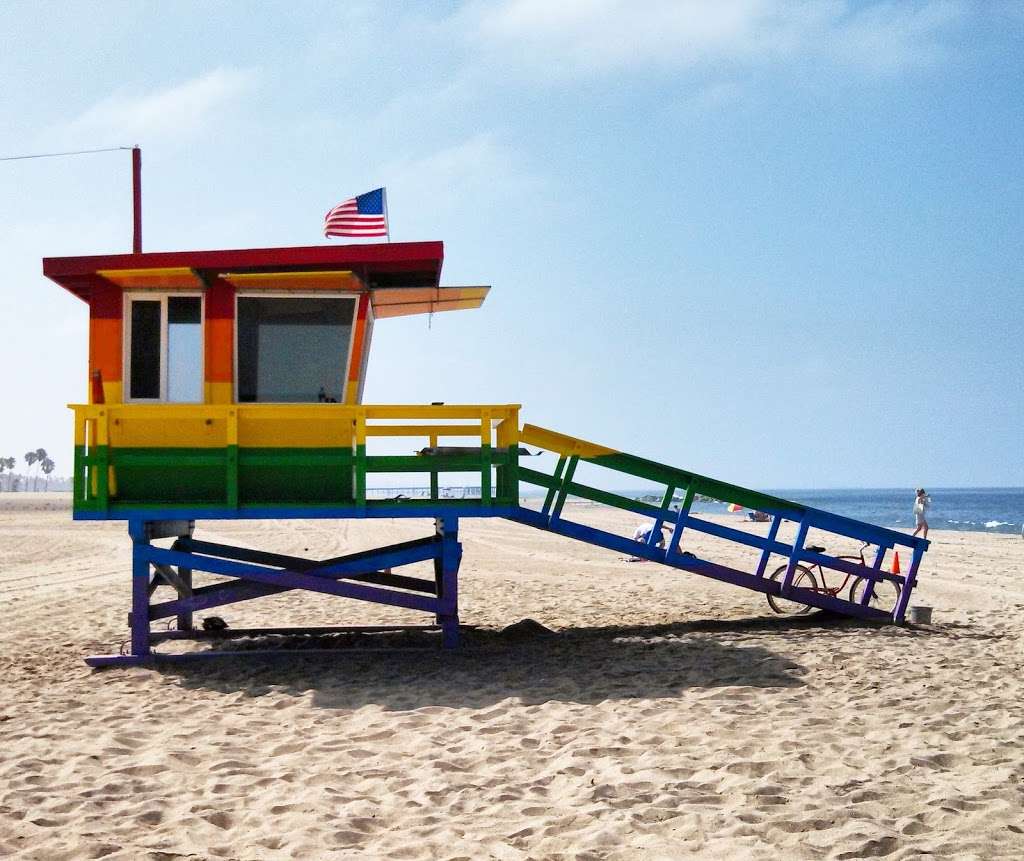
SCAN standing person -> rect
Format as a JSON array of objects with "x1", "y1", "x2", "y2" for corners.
[{"x1": 912, "y1": 488, "x2": 931, "y2": 539}]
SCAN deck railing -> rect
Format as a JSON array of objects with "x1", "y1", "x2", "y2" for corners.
[{"x1": 70, "y1": 403, "x2": 521, "y2": 514}]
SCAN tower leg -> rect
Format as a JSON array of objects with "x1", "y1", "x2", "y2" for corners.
[
  {"x1": 128, "y1": 521, "x2": 151, "y2": 658},
  {"x1": 435, "y1": 516, "x2": 462, "y2": 648},
  {"x1": 176, "y1": 565, "x2": 193, "y2": 631},
  {"x1": 171, "y1": 523, "x2": 196, "y2": 632}
]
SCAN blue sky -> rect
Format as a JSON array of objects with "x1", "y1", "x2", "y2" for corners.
[{"x1": 1, "y1": 1, "x2": 1021, "y2": 488}]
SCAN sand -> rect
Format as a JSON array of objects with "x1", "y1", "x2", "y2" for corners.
[{"x1": 1, "y1": 492, "x2": 1022, "y2": 860}]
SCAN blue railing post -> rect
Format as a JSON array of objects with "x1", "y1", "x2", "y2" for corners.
[
  {"x1": 667, "y1": 483, "x2": 695, "y2": 560},
  {"x1": 780, "y1": 516, "x2": 810, "y2": 597},
  {"x1": 892, "y1": 544, "x2": 924, "y2": 623},
  {"x1": 754, "y1": 514, "x2": 783, "y2": 578},
  {"x1": 859, "y1": 544, "x2": 888, "y2": 606},
  {"x1": 648, "y1": 484, "x2": 675, "y2": 550}
]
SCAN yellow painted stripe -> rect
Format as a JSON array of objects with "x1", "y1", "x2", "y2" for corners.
[
  {"x1": 101, "y1": 380, "x2": 123, "y2": 405},
  {"x1": 239, "y1": 417, "x2": 356, "y2": 447},
  {"x1": 204, "y1": 381, "x2": 233, "y2": 404},
  {"x1": 520, "y1": 424, "x2": 619, "y2": 458},
  {"x1": 69, "y1": 404, "x2": 523, "y2": 448},
  {"x1": 109, "y1": 417, "x2": 230, "y2": 448},
  {"x1": 365, "y1": 424, "x2": 491, "y2": 437},
  {"x1": 362, "y1": 405, "x2": 520, "y2": 420},
  {"x1": 70, "y1": 404, "x2": 520, "y2": 420}
]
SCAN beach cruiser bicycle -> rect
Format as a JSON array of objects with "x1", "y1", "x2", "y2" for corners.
[{"x1": 766, "y1": 541, "x2": 901, "y2": 615}]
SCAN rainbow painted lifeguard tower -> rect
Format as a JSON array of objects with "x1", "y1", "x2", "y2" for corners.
[{"x1": 44, "y1": 240, "x2": 929, "y2": 666}]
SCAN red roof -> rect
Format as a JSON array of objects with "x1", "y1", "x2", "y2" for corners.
[{"x1": 43, "y1": 241, "x2": 444, "y2": 302}]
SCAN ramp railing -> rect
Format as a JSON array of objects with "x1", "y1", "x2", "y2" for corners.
[{"x1": 512, "y1": 424, "x2": 928, "y2": 622}]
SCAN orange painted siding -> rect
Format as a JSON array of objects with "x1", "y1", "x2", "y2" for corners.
[{"x1": 205, "y1": 318, "x2": 234, "y2": 384}]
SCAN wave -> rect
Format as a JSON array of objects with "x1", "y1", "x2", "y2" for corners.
[{"x1": 984, "y1": 520, "x2": 1013, "y2": 529}]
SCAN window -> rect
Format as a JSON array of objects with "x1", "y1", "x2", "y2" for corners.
[
  {"x1": 125, "y1": 295, "x2": 203, "y2": 402},
  {"x1": 237, "y1": 296, "x2": 355, "y2": 403}
]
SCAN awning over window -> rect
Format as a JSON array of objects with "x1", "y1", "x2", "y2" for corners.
[
  {"x1": 220, "y1": 271, "x2": 361, "y2": 291},
  {"x1": 97, "y1": 267, "x2": 204, "y2": 290},
  {"x1": 370, "y1": 286, "x2": 490, "y2": 319}
]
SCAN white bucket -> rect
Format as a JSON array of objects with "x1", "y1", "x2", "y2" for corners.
[{"x1": 909, "y1": 606, "x2": 933, "y2": 625}]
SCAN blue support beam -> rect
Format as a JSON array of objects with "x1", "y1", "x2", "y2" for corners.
[{"x1": 86, "y1": 517, "x2": 467, "y2": 667}]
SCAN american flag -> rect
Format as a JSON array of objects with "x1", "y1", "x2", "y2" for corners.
[{"x1": 324, "y1": 188, "x2": 388, "y2": 238}]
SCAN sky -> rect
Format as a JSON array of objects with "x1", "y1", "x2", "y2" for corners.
[{"x1": 0, "y1": 1, "x2": 1021, "y2": 490}]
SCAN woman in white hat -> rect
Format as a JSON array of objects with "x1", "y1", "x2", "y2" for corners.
[{"x1": 912, "y1": 488, "x2": 931, "y2": 539}]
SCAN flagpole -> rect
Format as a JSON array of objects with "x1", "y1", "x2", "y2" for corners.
[{"x1": 382, "y1": 187, "x2": 390, "y2": 243}]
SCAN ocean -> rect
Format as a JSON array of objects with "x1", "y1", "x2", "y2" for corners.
[{"x1": 619, "y1": 487, "x2": 1024, "y2": 536}]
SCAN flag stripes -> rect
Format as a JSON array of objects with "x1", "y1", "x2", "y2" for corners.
[{"x1": 324, "y1": 188, "x2": 388, "y2": 238}]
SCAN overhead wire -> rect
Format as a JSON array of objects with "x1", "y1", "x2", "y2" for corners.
[{"x1": 0, "y1": 146, "x2": 134, "y2": 161}]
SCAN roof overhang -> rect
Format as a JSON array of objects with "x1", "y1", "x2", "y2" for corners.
[{"x1": 43, "y1": 241, "x2": 446, "y2": 302}]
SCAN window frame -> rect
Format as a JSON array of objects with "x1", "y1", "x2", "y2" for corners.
[
  {"x1": 122, "y1": 291, "x2": 206, "y2": 404},
  {"x1": 233, "y1": 291, "x2": 359, "y2": 405}
]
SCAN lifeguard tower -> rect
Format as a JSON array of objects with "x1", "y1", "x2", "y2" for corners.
[{"x1": 44, "y1": 240, "x2": 929, "y2": 667}]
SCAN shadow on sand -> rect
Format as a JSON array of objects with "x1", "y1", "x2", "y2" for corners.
[{"x1": 152, "y1": 617, "x2": 821, "y2": 711}]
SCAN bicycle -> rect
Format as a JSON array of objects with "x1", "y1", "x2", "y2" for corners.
[{"x1": 766, "y1": 541, "x2": 901, "y2": 615}]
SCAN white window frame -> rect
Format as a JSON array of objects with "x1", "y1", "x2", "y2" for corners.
[
  {"x1": 123, "y1": 292, "x2": 205, "y2": 404},
  {"x1": 233, "y1": 291, "x2": 359, "y2": 404}
]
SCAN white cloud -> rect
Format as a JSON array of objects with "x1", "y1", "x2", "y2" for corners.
[
  {"x1": 459, "y1": 0, "x2": 970, "y2": 78},
  {"x1": 58, "y1": 67, "x2": 257, "y2": 143}
]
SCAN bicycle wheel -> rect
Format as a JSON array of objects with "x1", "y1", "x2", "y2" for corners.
[
  {"x1": 849, "y1": 576, "x2": 901, "y2": 614},
  {"x1": 767, "y1": 564, "x2": 818, "y2": 615}
]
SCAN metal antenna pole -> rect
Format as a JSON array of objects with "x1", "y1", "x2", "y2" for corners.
[{"x1": 132, "y1": 147, "x2": 142, "y2": 253}]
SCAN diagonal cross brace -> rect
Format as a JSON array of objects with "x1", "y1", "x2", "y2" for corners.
[
  {"x1": 149, "y1": 567, "x2": 439, "y2": 620},
  {"x1": 150, "y1": 562, "x2": 191, "y2": 595},
  {"x1": 176, "y1": 535, "x2": 440, "y2": 574},
  {"x1": 144, "y1": 545, "x2": 441, "y2": 613}
]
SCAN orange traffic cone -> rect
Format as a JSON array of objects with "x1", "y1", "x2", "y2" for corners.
[{"x1": 891, "y1": 551, "x2": 901, "y2": 574}]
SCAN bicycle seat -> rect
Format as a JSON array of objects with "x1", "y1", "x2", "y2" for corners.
[{"x1": 805, "y1": 544, "x2": 826, "y2": 554}]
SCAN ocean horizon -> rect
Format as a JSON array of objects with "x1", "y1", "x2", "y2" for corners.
[
  {"x1": 17, "y1": 484, "x2": 1018, "y2": 536},
  {"x1": 606, "y1": 486, "x2": 1024, "y2": 536},
  {"x1": 359, "y1": 484, "x2": 1024, "y2": 536}
]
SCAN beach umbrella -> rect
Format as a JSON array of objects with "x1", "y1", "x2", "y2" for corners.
[{"x1": 726, "y1": 503, "x2": 743, "y2": 512}]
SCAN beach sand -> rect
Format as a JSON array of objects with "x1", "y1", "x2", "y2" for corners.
[{"x1": 1, "y1": 493, "x2": 1022, "y2": 860}]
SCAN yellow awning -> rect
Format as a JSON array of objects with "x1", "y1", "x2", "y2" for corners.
[
  {"x1": 97, "y1": 267, "x2": 204, "y2": 289},
  {"x1": 371, "y1": 286, "x2": 489, "y2": 319},
  {"x1": 220, "y1": 270, "x2": 361, "y2": 291}
]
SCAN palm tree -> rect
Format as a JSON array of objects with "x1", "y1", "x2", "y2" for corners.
[
  {"x1": 41, "y1": 457, "x2": 55, "y2": 491},
  {"x1": 24, "y1": 451, "x2": 37, "y2": 492},
  {"x1": 0, "y1": 457, "x2": 13, "y2": 491},
  {"x1": 33, "y1": 448, "x2": 47, "y2": 492}
]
